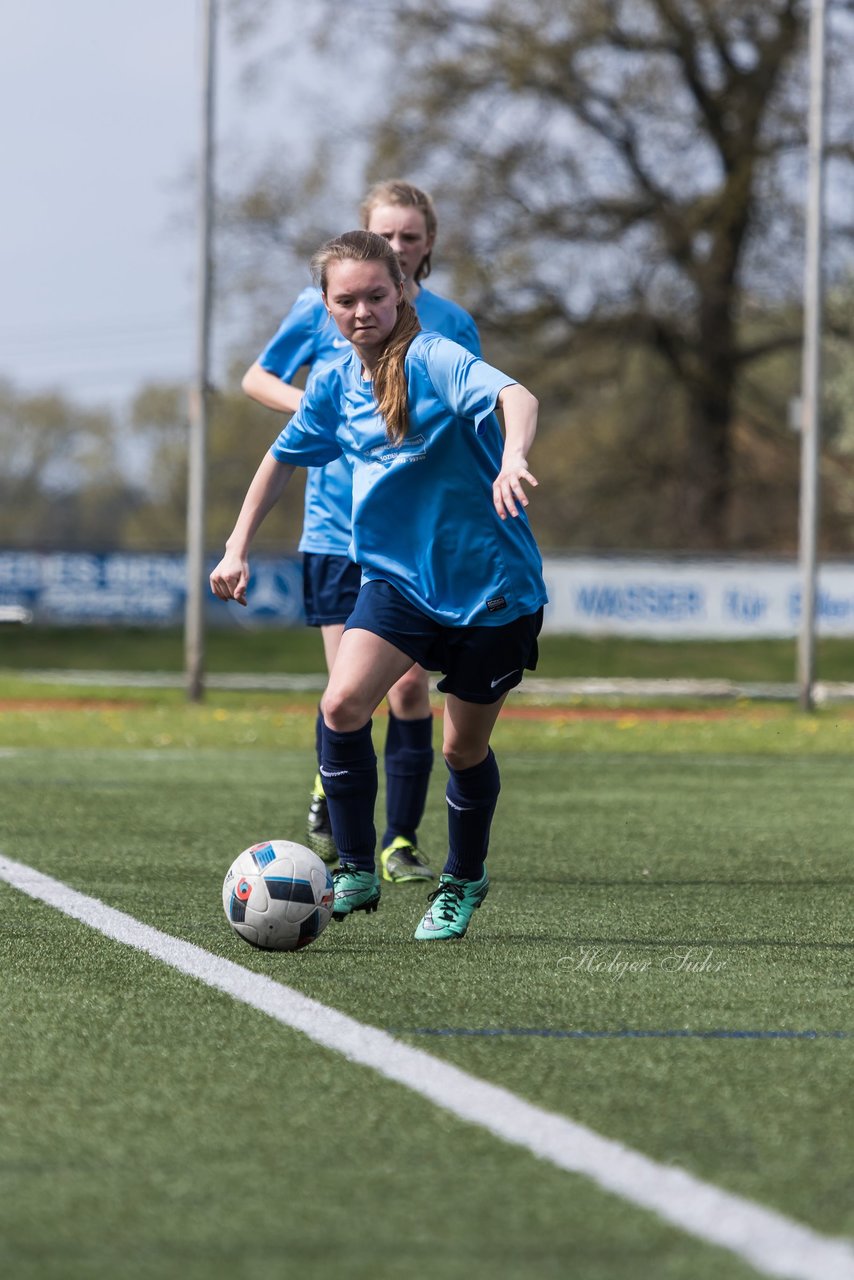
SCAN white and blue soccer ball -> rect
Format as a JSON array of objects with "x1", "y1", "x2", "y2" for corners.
[{"x1": 222, "y1": 840, "x2": 334, "y2": 951}]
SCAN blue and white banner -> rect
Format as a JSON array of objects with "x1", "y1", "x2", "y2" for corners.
[
  {"x1": 542, "y1": 556, "x2": 854, "y2": 638},
  {"x1": 0, "y1": 551, "x2": 304, "y2": 627},
  {"x1": 2, "y1": 550, "x2": 854, "y2": 637}
]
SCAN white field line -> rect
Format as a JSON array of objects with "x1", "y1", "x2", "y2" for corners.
[{"x1": 2, "y1": 853, "x2": 853, "y2": 1280}]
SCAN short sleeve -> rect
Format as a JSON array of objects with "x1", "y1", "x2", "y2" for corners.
[{"x1": 416, "y1": 335, "x2": 515, "y2": 433}]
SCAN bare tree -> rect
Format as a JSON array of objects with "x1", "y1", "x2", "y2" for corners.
[
  {"x1": 221, "y1": 0, "x2": 854, "y2": 550},
  {"x1": 316, "y1": 0, "x2": 854, "y2": 547}
]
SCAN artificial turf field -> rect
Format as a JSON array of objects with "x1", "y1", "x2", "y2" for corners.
[{"x1": 1, "y1": 681, "x2": 852, "y2": 1279}]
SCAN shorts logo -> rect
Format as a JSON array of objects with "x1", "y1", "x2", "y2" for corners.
[
  {"x1": 486, "y1": 596, "x2": 507, "y2": 612},
  {"x1": 490, "y1": 668, "x2": 520, "y2": 689}
]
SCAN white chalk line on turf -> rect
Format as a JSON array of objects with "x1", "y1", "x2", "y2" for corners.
[{"x1": 2, "y1": 853, "x2": 853, "y2": 1280}]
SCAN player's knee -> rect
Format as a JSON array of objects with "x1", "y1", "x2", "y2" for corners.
[
  {"x1": 321, "y1": 686, "x2": 371, "y2": 733},
  {"x1": 388, "y1": 666, "x2": 430, "y2": 718},
  {"x1": 442, "y1": 741, "x2": 485, "y2": 772}
]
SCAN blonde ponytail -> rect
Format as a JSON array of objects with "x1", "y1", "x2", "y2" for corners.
[{"x1": 373, "y1": 298, "x2": 420, "y2": 445}]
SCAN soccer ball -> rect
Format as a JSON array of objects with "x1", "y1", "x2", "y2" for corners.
[{"x1": 222, "y1": 840, "x2": 334, "y2": 951}]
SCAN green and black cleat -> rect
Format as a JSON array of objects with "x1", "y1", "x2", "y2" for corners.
[{"x1": 331, "y1": 865, "x2": 381, "y2": 921}]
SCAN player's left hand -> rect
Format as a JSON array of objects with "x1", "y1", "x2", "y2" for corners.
[{"x1": 493, "y1": 457, "x2": 538, "y2": 520}]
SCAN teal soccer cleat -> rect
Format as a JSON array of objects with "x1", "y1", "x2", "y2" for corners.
[
  {"x1": 331, "y1": 865, "x2": 381, "y2": 921},
  {"x1": 414, "y1": 871, "x2": 489, "y2": 941}
]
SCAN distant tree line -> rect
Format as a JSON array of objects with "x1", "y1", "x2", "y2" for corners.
[{"x1": 0, "y1": 377, "x2": 305, "y2": 555}]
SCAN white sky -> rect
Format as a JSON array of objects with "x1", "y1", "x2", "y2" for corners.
[
  {"x1": 5, "y1": 4, "x2": 847, "y2": 420},
  {"x1": 0, "y1": 1, "x2": 327, "y2": 410}
]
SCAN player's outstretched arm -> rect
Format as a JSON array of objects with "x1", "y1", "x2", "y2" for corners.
[
  {"x1": 493, "y1": 383, "x2": 539, "y2": 521},
  {"x1": 210, "y1": 454, "x2": 295, "y2": 606},
  {"x1": 242, "y1": 361, "x2": 304, "y2": 415}
]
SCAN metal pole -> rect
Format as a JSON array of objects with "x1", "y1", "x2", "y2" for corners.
[
  {"x1": 185, "y1": 0, "x2": 216, "y2": 702},
  {"x1": 797, "y1": 0, "x2": 828, "y2": 712}
]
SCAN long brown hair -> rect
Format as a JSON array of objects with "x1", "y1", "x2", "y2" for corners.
[{"x1": 311, "y1": 230, "x2": 421, "y2": 445}]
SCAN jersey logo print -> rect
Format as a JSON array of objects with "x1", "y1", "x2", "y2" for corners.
[{"x1": 366, "y1": 433, "x2": 427, "y2": 467}]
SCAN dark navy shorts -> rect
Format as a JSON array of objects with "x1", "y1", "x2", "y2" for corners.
[
  {"x1": 344, "y1": 580, "x2": 543, "y2": 704},
  {"x1": 302, "y1": 553, "x2": 361, "y2": 627}
]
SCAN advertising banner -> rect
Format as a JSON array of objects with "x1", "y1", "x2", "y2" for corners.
[
  {"x1": 0, "y1": 552, "x2": 304, "y2": 627},
  {"x1": 2, "y1": 551, "x2": 854, "y2": 637},
  {"x1": 543, "y1": 557, "x2": 854, "y2": 638}
]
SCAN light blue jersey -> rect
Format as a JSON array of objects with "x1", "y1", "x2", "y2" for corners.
[
  {"x1": 415, "y1": 287, "x2": 481, "y2": 360},
  {"x1": 270, "y1": 332, "x2": 548, "y2": 627},
  {"x1": 258, "y1": 287, "x2": 353, "y2": 555},
  {"x1": 258, "y1": 285, "x2": 482, "y2": 557}
]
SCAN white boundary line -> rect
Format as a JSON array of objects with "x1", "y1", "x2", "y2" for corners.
[{"x1": 2, "y1": 853, "x2": 853, "y2": 1280}]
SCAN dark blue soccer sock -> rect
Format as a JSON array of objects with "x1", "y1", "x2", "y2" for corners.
[
  {"x1": 320, "y1": 719, "x2": 378, "y2": 871},
  {"x1": 444, "y1": 748, "x2": 501, "y2": 882},
  {"x1": 383, "y1": 711, "x2": 434, "y2": 848}
]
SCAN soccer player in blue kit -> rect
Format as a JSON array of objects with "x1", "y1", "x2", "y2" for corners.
[
  {"x1": 211, "y1": 230, "x2": 547, "y2": 941},
  {"x1": 242, "y1": 181, "x2": 482, "y2": 886}
]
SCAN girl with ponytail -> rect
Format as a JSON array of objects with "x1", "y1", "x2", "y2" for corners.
[
  {"x1": 241, "y1": 183, "x2": 480, "y2": 889},
  {"x1": 212, "y1": 229, "x2": 547, "y2": 943}
]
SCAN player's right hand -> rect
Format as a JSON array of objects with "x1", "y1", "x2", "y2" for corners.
[{"x1": 209, "y1": 551, "x2": 249, "y2": 606}]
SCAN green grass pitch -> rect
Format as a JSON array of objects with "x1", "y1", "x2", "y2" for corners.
[{"x1": 0, "y1": 687, "x2": 852, "y2": 1279}]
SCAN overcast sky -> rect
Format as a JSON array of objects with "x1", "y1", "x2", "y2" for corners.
[
  {"x1": 10, "y1": 4, "x2": 846, "y2": 421},
  {"x1": 0, "y1": 1, "x2": 327, "y2": 410}
]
